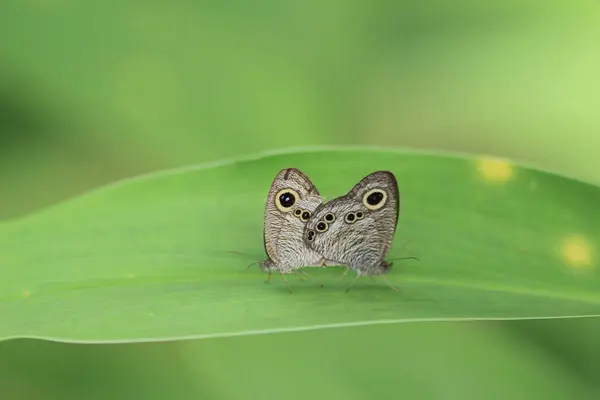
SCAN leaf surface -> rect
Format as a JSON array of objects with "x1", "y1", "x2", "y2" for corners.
[{"x1": 1, "y1": 148, "x2": 599, "y2": 342}]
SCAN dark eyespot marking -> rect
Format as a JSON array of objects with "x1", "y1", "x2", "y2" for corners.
[
  {"x1": 316, "y1": 221, "x2": 328, "y2": 232},
  {"x1": 294, "y1": 209, "x2": 302, "y2": 216},
  {"x1": 345, "y1": 213, "x2": 356, "y2": 223},
  {"x1": 362, "y1": 189, "x2": 387, "y2": 210},
  {"x1": 367, "y1": 191, "x2": 384, "y2": 205},
  {"x1": 307, "y1": 230, "x2": 315, "y2": 241},
  {"x1": 355, "y1": 211, "x2": 364, "y2": 219},
  {"x1": 301, "y1": 211, "x2": 311, "y2": 221},
  {"x1": 275, "y1": 188, "x2": 299, "y2": 212},
  {"x1": 324, "y1": 213, "x2": 335, "y2": 222},
  {"x1": 279, "y1": 192, "x2": 295, "y2": 207}
]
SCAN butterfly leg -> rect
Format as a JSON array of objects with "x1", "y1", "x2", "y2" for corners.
[
  {"x1": 372, "y1": 260, "x2": 401, "y2": 292},
  {"x1": 291, "y1": 271, "x2": 306, "y2": 282},
  {"x1": 336, "y1": 267, "x2": 350, "y2": 282},
  {"x1": 300, "y1": 270, "x2": 325, "y2": 288},
  {"x1": 280, "y1": 273, "x2": 293, "y2": 294},
  {"x1": 344, "y1": 272, "x2": 363, "y2": 293},
  {"x1": 382, "y1": 276, "x2": 401, "y2": 293},
  {"x1": 300, "y1": 270, "x2": 312, "y2": 280},
  {"x1": 265, "y1": 272, "x2": 272, "y2": 283},
  {"x1": 290, "y1": 270, "x2": 310, "y2": 283}
]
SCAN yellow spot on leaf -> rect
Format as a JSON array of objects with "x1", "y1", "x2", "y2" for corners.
[
  {"x1": 476, "y1": 157, "x2": 515, "y2": 183},
  {"x1": 127, "y1": 274, "x2": 135, "y2": 279},
  {"x1": 561, "y1": 235, "x2": 595, "y2": 269},
  {"x1": 23, "y1": 291, "x2": 31, "y2": 298}
]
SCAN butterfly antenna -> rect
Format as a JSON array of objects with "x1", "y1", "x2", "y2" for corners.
[
  {"x1": 245, "y1": 261, "x2": 260, "y2": 271},
  {"x1": 228, "y1": 251, "x2": 263, "y2": 271},
  {"x1": 388, "y1": 256, "x2": 420, "y2": 262},
  {"x1": 389, "y1": 239, "x2": 419, "y2": 262},
  {"x1": 228, "y1": 250, "x2": 250, "y2": 257}
]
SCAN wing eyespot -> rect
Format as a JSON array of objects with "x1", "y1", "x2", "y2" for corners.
[
  {"x1": 362, "y1": 189, "x2": 387, "y2": 210},
  {"x1": 344, "y1": 213, "x2": 357, "y2": 224},
  {"x1": 300, "y1": 210, "x2": 311, "y2": 222},
  {"x1": 315, "y1": 221, "x2": 329, "y2": 232},
  {"x1": 275, "y1": 188, "x2": 300, "y2": 212}
]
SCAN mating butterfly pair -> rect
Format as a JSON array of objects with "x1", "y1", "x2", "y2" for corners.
[{"x1": 254, "y1": 168, "x2": 409, "y2": 293}]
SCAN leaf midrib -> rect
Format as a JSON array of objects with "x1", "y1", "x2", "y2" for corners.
[{"x1": 0, "y1": 274, "x2": 598, "y2": 305}]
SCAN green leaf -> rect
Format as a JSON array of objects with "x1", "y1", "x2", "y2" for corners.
[{"x1": 1, "y1": 148, "x2": 599, "y2": 343}]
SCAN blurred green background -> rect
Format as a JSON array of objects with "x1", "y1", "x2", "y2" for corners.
[{"x1": 1, "y1": 0, "x2": 599, "y2": 398}]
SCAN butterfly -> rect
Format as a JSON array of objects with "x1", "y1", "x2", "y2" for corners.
[
  {"x1": 253, "y1": 168, "x2": 332, "y2": 293},
  {"x1": 304, "y1": 171, "x2": 408, "y2": 292}
]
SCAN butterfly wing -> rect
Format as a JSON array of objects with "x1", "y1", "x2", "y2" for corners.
[
  {"x1": 346, "y1": 170, "x2": 399, "y2": 256},
  {"x1": 305, "y1": 171, "x2": 400, "y2": 271},
  {"x1": 263, "y1": 168, "x2": 324, "y2": 269}
]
